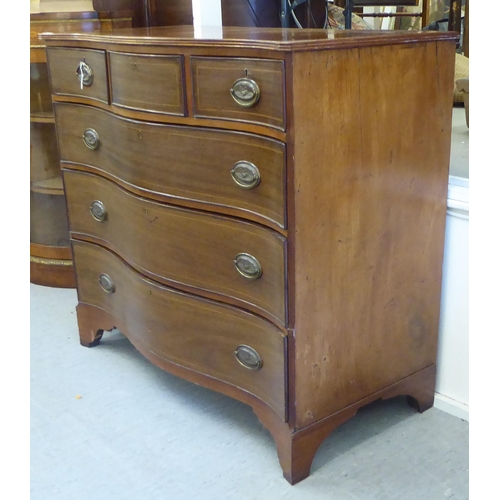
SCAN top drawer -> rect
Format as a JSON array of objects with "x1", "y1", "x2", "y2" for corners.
[
  {"x1": 109, "y1": 52, "x2": 185, "y2": 116},
  {"x1": 47, "y1": 48, "x2": 109, "y2": 104},
  {"x1": 191, "y1": 57, "x2": 285, "y2": 131}
]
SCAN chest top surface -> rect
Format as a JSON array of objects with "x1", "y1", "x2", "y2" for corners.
[{"x1": 41, "y1": 25, "x2": 457, "y2": 51}]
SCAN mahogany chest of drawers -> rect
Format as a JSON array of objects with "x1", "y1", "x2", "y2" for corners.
[{"x1": 43, "y1": 26, "x2": 457, "y2": 484}]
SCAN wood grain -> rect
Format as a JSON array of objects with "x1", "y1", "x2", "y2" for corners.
[
  {"x1": 191, "y1": 57, "x2": 285, "y2": 130},
  {"x1": 289, "y1": 40, "x2": 456, "y2": 428},
  {"x1": 64, "y1": 170, "x2": 287, "y2": 325},
  {"x1": 30, "y1": 63, "x2": 53, "y2": 115},
  {"x1": 109, "y1": 51, "x2": 185, "y2": 115},
  {"x1": 73, "y1": 239, "x2": 287, "y2": 418},
  {"x1": 30, "y1": 258, "x2": 76, "y2": 288},
  {"x1": 41, "y1": 26, "x2": 458, "y2": 53},
  {"x1": 30, "y1": 191, "x2": 70, "y2": 247},
  {"x1": 46, "y1": 27, "x2": 459, "y2": 483},
  {"x1": 259, "y1": 364, "x2": 437, "y2": 484},
  {"x1": 55, "y1": 103, "x2": 287, "y2": 229},
  {"x1": 47, "y1": 47, "x2": 109, "y2": 104},
  {"x1": 30, "y1": 242, "x2": 73, "y2": 261},
  {"x1": 30, "y1": 122, "x2": 60, "y2": 184}
]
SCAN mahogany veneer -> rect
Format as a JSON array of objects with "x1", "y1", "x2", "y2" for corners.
[{"x1": 43, "y1": 26, "x2": 457, "y2": 484}]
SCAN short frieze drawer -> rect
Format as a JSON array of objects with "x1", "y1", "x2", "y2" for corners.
[
  {"x1": 191, "y1": 57, "x2": 285, "y2": 130},
  {"x1": 47, "y1": 48, "x2": 109, "y2": 104}
]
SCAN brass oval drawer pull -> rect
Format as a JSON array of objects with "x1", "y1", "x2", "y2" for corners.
[
  {"x1": 90, "y1": 200, "x2": 107, "y2": 222},
  {"x1": 230, "y1": 161, "x2": 261, "y2": 189},
  {"x1": 76, "y1": 60, "x2": 94, "y2": 88},
  {"x1": 99, "y1": 273, "x2": 115, "y2": 294},
  {"x1": 234, "y1": 253, "x2": 262, "y2": 280},
  {"x1": 82, "y1": 128, "x2": 100, "y2": 150},
  {"x1": 234, "y1": 345, "x2": 262, "y2": 370},
  {"x1": 230, "y1": 77, "x2": 260, "y2": 107}
]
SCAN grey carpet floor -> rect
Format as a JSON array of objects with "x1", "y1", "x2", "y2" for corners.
[{"x1": 30, "y1": 283, "x2": 469, "y2": 500}]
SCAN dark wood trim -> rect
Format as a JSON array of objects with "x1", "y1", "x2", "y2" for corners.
[{"x1": 448, "y1": 0, "x2": 462, "y2": 34}]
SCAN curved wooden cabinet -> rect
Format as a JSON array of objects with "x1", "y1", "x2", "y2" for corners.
[
  {"x1": 44, "y1": 27, "x2": 458, "y2": 484},
  {"x1": 30, "y1": 38, "x2": 74, "y2": 286},
  {"x1": 30, "y1": 8, "x2": 133, "y2": 288}
]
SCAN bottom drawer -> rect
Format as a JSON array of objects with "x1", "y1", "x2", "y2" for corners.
[{"x1": 73, "y1": 240, "x2": 287, "y2": 419}]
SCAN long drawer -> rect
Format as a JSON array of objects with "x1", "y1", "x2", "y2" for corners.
[
  {"x1": 56, "y1": 103, "x2": 286, "y2": 229},
  {"x1": 73, "y1": 239, "x2": 287, "y2": 419},
  {"x1": 65, "y1": 170, "x2": 287, "y2": 325}
]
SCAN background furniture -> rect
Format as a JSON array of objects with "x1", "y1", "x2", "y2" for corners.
[
  {"x1": 335, "y1": 1, "x2": 429, "y2": 29},
  {"x1": 463, "y1": 0, "x2": 468, "y2": 56},
  {"x1": 44, "y1": 26, "x2": 457, "y2": 483},
  {"x1": 92, "y1": 0, "x2": 329, "y2": 28},
  {"x1": 30, "y1": 2, "x2": 133, "y2": 287}
]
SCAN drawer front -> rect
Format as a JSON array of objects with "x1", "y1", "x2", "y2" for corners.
[
  {"x1": 65, "y1": 171, "x2": 287, "y2": 325},
  {"x1": 47, "y1": 48, "x2": 108, "y2": 104},
  {"x1": 56, "y1": 103, "x2": 286, "y2": 228},
  {"x1": 191, "y1": 57, "x2": 285, "y2": 130},
  {"x1": 73, "y1": 240, "x2": 287, "y2": 419},
  {"x1": 109, "y1": 52, "x2": 185, "y2": 115}
]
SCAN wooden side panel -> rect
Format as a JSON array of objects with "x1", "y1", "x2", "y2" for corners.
[{"x1": 290, "y1": 41, "x2": 456, "y2": 428}]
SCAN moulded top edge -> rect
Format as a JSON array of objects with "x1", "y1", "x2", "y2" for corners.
[{"x1": 40, "y1": 26, "x2": 460, "y2": 52}]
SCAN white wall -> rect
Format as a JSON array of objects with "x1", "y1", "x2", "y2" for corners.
[
  {"x1": 434, "y1": 177, "x2": 469, "y2": 421},
  {"x1": 30, "y1": 0, "x2": 94, "y2": 13},
  {"x1": 192, "y1": 0, "x2": 222, "y2": 29}
]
